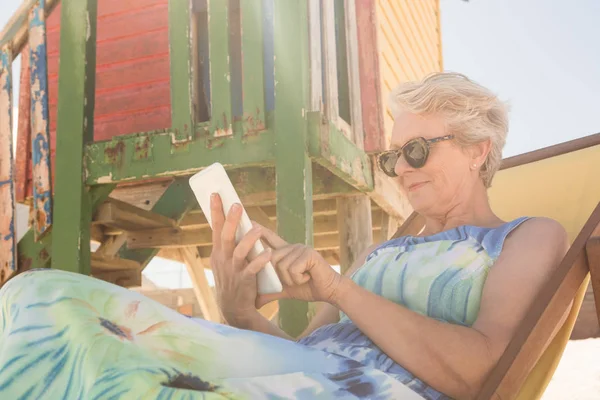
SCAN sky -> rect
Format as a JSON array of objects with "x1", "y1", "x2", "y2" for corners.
[
  {"x1": 440, "y1": 0, "x2": 600, "y2": 156},
  {"x1": 2, "y1": 0, "x2": 598, "y2": 288}
]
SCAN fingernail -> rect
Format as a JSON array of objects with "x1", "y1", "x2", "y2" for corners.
[{"x1": 232, "y1": 203, "x2": 241, "y2": 211}]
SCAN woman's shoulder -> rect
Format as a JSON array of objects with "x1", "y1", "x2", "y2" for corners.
[{"x1": 502, "y1": 216, "x2": 568, "y2": 252}]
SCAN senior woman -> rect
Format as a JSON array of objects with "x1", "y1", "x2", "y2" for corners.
[
  {"x1": 0, "y1": 73, "x2": 567, "y2": 400},
  {"x1": 209, "y1": 72, "x2": 569, "y2": 399}
]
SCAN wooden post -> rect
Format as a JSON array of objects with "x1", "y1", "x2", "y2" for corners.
[
  {"x1": 337, "y1": 196, "x2": 373, "y2": 274},
  {"x1": 0, "y1": 46, "x2": 16, "y2": 284},
  {"x1": 15, "y1": 46, "x2": 31, "y2": 203},
  {"x1": 51, "y1": 0, "x2": 98, "y2": 274},
  {"x1": 273, "y1": 0, "x2": 313, "y2": 337},
  {"x1": 29, "y1": 0, "x2": 53, "y2": 239},
  {"x1": 168, "y1": 0, "x2": 194, "y2": 142},
  {"x1": 179, "y1": 247, "x2": 221, "y2": 322}
]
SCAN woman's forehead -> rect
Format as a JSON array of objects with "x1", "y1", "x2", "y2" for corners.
[{"x1": 391, "y1": 113, "x2": 446, "y2": 146}]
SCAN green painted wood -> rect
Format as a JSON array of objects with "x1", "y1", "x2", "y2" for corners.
[
  {"x1": 169, "y1": 0, "x2": 194, "y2": 142},
  {"x1": 85, "y1": 129, "x2": 275, "y2": 185},
  {"x1": 117, "y1": 178, "x2": 197, "y2": 269},
  {"x1": 240, "y1": 0, "x2": 266, "y2": 133},
  {"x1": 209, "y1": 0, "x2": 233, "y2": 137},
  {"x1": 307, "y1": 111, "x2": 374, "y2": 191},
  {"x1": 273, "y1": 0, "x2": 313, "y2": 337},
  {"x1": 51, "y1": 0, "x2": 98, "y2": 275},
  {"x1": 16, "y1": 185, "x2": 114, "y2": 275}
]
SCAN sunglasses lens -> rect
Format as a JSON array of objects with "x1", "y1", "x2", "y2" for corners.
[
  {"x1": 378, "y1": 152, "x2": 398, "y2": 176},
  {"x1": 403, "y1": 139, "x2": 428, "y2": 168}
]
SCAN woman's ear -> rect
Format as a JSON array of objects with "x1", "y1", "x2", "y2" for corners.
[{"x1": 468, "y1": 139, "x2": 492, "y2": 169}]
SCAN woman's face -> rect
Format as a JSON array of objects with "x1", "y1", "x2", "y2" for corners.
[{"x1": 389, "y1": 111, "x2": 480, "y2": 216}]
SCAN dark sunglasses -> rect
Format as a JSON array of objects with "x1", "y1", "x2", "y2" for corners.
[{"x1": 377, "y1": 134, "x2": 454, "y2": 177}]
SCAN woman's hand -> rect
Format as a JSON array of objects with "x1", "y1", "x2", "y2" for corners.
[
  {"x1": 209, "y1": 194, "x2": 272, "y2": 325},
  {"x1": 255, "y1": 223, "x2": 345, "y2": 308}
]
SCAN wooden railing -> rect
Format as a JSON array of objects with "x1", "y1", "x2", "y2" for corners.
[{"x1": 0, "y1": 0, "x2": 58, "y2": 283}]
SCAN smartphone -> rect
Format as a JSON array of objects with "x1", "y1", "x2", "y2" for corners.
[{"x1": 188, "y1": 163, "x2": 283, "y2": 295}]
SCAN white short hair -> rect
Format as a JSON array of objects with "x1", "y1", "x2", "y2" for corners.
[{"x1": 389, "y1": 72, "x2": 509, "y2": 187}]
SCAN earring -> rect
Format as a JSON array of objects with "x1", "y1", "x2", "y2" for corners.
[{"x1": 472, "y1": 163, "x2": 477, "y2": 169}]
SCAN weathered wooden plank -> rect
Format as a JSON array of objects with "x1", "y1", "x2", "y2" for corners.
[
  {"x1": 180, "y1": 247, "x2": 221, "y2": 322},
  {"x1": 337, "y1": 196, "x2": 373, "y2": 273},
  {"x1": 586, "y1": 236, "x2": 600, "y2": 327},
  {"x1": 240, "y1": 0, "x2": 266, "y2": 133},
  {"x1": 208, "y1": 0, "x2": 232, "y2": 137},
  {"x1": 15, "y1": 47, "x2": 31, "y2": 203},
  {"x1": 117, "y1": 178, "x2": 197, "y2": 269},
  {"x1": 273, "y1": 0, "x2": 313, "y2": 337},
  {"x1": 344, "y1": 0, "x2": 364, "y2": 149},
  {"x1": 0, "y1": 0, "x2": 60, "y2": 60},
  {"x1": 29, "y1": 0, "x2": 53, "y2": 239},
  {"x1": 127, "y1": 228, "x2": 212, "y2": 249},
  {"x1": 85, "y1": 130, "x2": 275, "y2": 185},
  {"x1": 308, "y1": 114, "x2": 374, "y2": 191},
  {"x1": 0, "y1": 47, "x2": 16, "y2": 284},
  {"x1": 94, "y1": 198, "x2": 177, "y2": 231},
  {"x1": 356, "y1": 0, "x2": 385, "y2": 153},
  {"x1": 8, "y1": 185, "x2": 115, "y2": 285},
  {"x1": 51, "y1": 0, "x2": 98, "y2": 275},
  {"x1": 308, "y1": 0, "x2": 322, "y2": 112},
  {"x1": 321, "y1": 0, "x2": 339, "y2": 122},
  {"x1": 91, "y1": 252, "x2": 141, "y2": 271},
  {"x1": 168, "y1": 0, "x2": 194, "y2": 142}
]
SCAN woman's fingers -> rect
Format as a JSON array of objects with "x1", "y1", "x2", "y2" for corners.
[
  {"x1": 210, "y1": 193, "x2": 225, "y2": 252},
  {"x1": 232, "y1": 226, "x2": 263, "y2": 268},
  {"x1": 289, "y1": 254, "x2": 311, "y2": 285},
  {"x1": 272, "y1": 245, "x2": 305, "y2": 287},
  {"x1": 252, "y1": 221, "x2": 288, "y2": 249},
  {"x1": 221, "y1": 203, "x2": 243, "y2": 256},
  {"x1": 243, "y1": 248, "x2": 272, "y2": 277}
]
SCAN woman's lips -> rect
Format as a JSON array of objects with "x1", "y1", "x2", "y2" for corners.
[{"x1": 408, "y1": 182, "x2": 428, "y2": 192}]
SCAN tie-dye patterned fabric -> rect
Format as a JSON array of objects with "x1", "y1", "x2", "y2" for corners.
[{"x1": 0, "y1": 218, "x2": 528, "y2": 400}]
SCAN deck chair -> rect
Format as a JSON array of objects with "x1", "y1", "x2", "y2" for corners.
[{"x1": 391, "y1": 134, "x2": 600, "y2": 400}]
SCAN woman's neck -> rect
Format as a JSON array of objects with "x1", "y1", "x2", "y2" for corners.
[{"x1": 419, "y1": 184, "x2": 503, "y2": 236}]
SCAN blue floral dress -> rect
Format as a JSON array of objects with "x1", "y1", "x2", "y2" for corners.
[{"x1": 0, "y1": 218, "x2": 529, "y2": 399}]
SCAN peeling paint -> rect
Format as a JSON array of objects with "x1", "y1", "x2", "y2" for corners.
[
  {"x1": 97, "y1": 173, "x2": 114, "y2": 184},
  {"x1": 29, "y1": 0, "x2": 53, "y2": 239},
  {"x1": 0, "y1": 47, "x2": 16, "y2": 280}
]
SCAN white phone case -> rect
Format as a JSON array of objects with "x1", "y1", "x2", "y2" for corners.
[{"x1": 188, "y1": 163, "x2": 283, "y2": 295}]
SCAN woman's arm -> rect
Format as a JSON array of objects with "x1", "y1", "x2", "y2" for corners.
[
  {"x1": 331, "y1": 218, "x2": 569, "y2": 399},
  {"x1": 232, "y1": 244, "x2": 380, "y2": 341}
]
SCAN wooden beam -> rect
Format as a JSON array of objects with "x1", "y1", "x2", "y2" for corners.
[
  {"x1": 586, "y1": 235, "x2": 600, "y2": 328},
  {"x1": 109, "y1": 179, "x2": 173, "y2": 211},
  {"x1": 337, "y1": 196, "x2": 373, "y2": 273},
  {"x1": 355, "y1": 0, "x2": 385, "y2": 153},
  {"x1": 0, "y1": 47, "x2": 16, "y2": 284},
  {"x1": 128, "y1": 223, "x2": 382, "y2": 251},
  {"x1": 15, "y1": 45, "x2": 31, "y2": 203},
  {"x1": 179, "y1": 247, "x2": 221, "y2": 322},
  {"x1": 95, "y1": 234, "x2": 128, "y2": 257},
  {"x1": 91, "y1": 252, "x2": 140, "y2": 271},
  {"x1": 127, "y1": 228, "x2": 212, "y2": 249},
  {"x1": 94, "y1": 198, "x2": 177, "y2": 231},
  {"x1": 51, "y1": 0, "x2": 98, "y2": 275},
  {"x1": 29, "y1": 0, "x2": 54, "y2": 240}
]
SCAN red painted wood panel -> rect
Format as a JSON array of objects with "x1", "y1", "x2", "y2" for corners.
[
  {"x1": 356, "y1": 0, "x2": 385, "y2": 153},
  {"x1": 16, "y1": 0, "x2": 172, "y2": 199}
]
